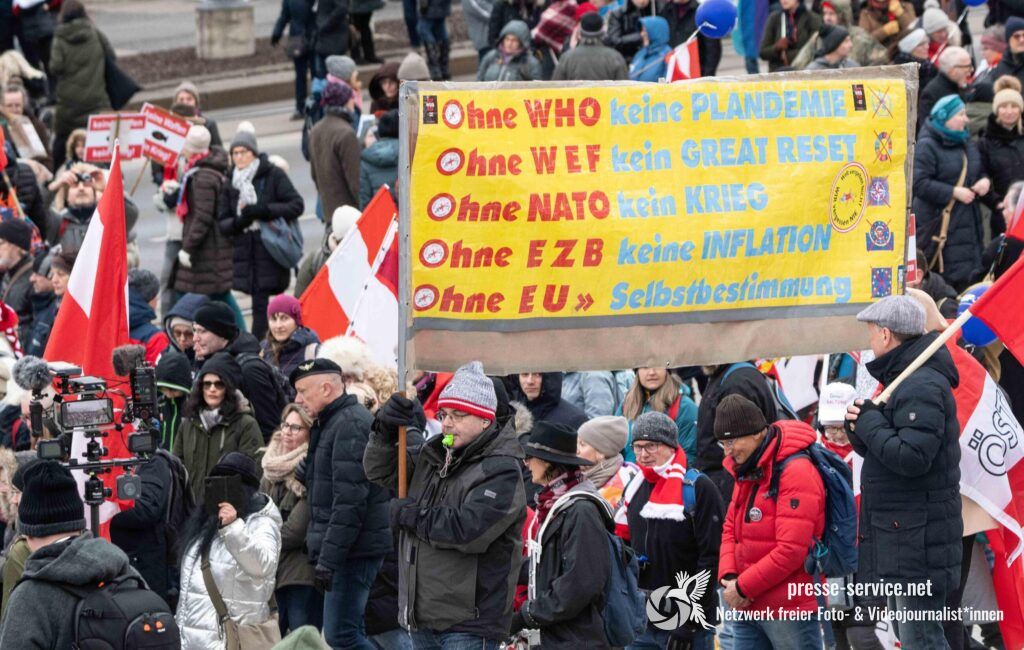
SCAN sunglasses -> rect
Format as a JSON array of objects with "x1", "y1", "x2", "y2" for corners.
[{"x1": 202, "y1": 380, "x2": 225, "y2": 390}]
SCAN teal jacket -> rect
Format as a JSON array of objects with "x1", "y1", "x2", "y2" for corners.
[{"x1": 619, "y1": 384, "x2": 698, "y2": 464}]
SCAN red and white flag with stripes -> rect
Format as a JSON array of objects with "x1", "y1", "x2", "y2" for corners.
[
  {"x1": 665, "y1": 40, "x2": 701, "y2": 82},
  {"x1": 43, "y1": 147, "x2": 132, "y2": 537},
  {"x1": 300, "y1": 188, "x2": 399, "y2": 367}
]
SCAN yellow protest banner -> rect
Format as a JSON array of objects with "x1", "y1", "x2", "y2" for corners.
[{"x1": 399, "y1": 67, "x2": 918, "y2": 374}]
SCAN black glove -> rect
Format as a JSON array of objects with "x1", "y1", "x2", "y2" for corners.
[
  {"x1": 375, "y1": 393, "x2": 427, "y2": 443},
  {"x1": 313, "y1": 564, "x2": 333, "y2": 593},
  {"x1": 844, "y1": 399, "x2": 881, "y2": 437},
  {"x1": 389, "y1": 497, "x2": 418, "y2": 532},
  {"x1": 270, "y1": 34, "x2": 281, "y2": 47},
  {"x1": 666, "y1": 636, "x2": 694, "y2": 650},
  {"x1": 241, "y1": 202, "x2": 272, "y2": 221}
]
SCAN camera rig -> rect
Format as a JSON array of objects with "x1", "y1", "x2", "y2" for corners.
[{"x1": 32, "y1": 361, "x2": 161, "y2": 534}]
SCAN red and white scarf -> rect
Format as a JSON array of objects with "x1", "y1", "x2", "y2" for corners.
[{"x1": 614, "y1": 447, "x2": 688, "y2": 539}]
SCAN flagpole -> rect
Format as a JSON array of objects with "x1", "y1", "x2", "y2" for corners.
[{"x1": 875, "y1": 309, "x2": 972, "y2": 404}]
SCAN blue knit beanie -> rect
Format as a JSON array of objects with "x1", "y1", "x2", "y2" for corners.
[{"x1": 930, "y1": 94, "x2": 965, "y2": 124}]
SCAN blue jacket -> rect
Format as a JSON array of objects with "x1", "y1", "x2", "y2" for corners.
[
  {"x1": 562, "y1": 371, "x2": 621, "y2": 419},
  {"x1": 128, "y1": 289, "x2": 161, "y2": 343},
  {"x1": 628, "y1": 16, "x2": 671, "y2": 82}
]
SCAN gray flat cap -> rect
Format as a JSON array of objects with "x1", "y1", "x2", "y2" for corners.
[{"x1": 856, "y1": 295, "x2": 926, "y2": 335}]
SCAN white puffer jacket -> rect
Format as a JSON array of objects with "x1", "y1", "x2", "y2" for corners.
[{"x1": 176, "y1": 495, "x2": 283, "y2": 650}]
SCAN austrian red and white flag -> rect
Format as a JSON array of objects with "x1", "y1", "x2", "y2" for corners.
[
  {"x1": 970, "y1": 254, "x2": 1024, "y2": 365},
  {"x1": 905, "y1": 214, "x2": 918, "y2": 283},
  {"x1": 44, "y1": 147, "x2": 131, "y2": 536},
  {"x1": 665, "y1": 40, "x2": 701, "y2": 82},
  {"x1": 300, "y1": 188, "x2": 399, "y2": 367}
]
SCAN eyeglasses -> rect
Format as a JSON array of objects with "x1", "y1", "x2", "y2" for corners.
[
  {"x1": 281, "y1": 423, "x2": 308, "y2": 433},
  {"x1": 202, "y1": 380, "x2": 225, "y2": 390},
  {"x1": 631, "y1": 442, "x2": 662, "y2": 456},
  {"x1": 437, "y1": 409, "x2": 470, "y2": 422},
  {"x1": 717, "y1": 439, "x2": 737, "y2": 450}
]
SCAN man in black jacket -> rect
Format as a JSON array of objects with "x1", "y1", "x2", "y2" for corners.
[
  {"x1": 364, "y1": 361, "x2": 527, "y2": 648},
  {"x1": 846, "y1": 295, "x2": 962, "y2": 649},
  {"x1": 694, "y1": 362, "x2": 777, "y2": 504},
  {"x1": 620, "y1": 411, "x2": 724, "y2": 648},
  {"x1": 919, "y1": 46, "x2": 974, "y2": 129},
  {"x1": 507, "y1": 372, "x2": 587, "y2": 430},
  {"x1": 292, "y1": 358, "x2": 390, "y2": 650},
  {"x1": 192, "y1": 302, "x2": 285, "y2": 440},
  {"x1": 0, "y1": 218, "x2": 36, "y2": 344}
]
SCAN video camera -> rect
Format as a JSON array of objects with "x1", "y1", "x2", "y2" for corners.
[{"x1": 32, "y1": 359, "x2": 162, "y2": 531}]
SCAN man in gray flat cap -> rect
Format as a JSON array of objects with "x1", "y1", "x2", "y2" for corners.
[{"x1": 844, "y1": 295, "x2": 963, "y2": 649}]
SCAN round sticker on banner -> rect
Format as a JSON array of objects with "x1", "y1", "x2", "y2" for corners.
[
  {"x1": 413, "y1": 285, "x2": 439, "y2": 311},
  {"x1": 748, "y1": 507, "x2": 763, "y2": 522},
  {"x1": 442, "y1": 100, "x2": 464, "y2": 129},
  {"x1": 436, "y1": 148, "x2": 464, "y2": 176},
  {"x1": 428, "y1": 193, "x2": 455, "y2": 221},
  {"x1": 829, "y1": 162, "x2": 868, "y2": 233},
  {"x1": 420, "y1": 239, "x2": 449, "y2": 268}
]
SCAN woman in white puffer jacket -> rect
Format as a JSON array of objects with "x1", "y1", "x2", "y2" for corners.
[{"x1": 176, "y1": 452, "x2": 282, "y2": 649}]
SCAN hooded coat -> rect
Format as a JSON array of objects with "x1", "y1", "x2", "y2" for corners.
[
  {"x1": 218, "y1": 154, "x2": 304, "y2": 295},
  {"x1": 157, "y1": 350, "x2": 193, "y2": 450},
  {"x1": 176, "y1": 494, "x2": 282, "y2": 650},
  {"x1": 477, "y1": 21, "x2": 544, "y2": 82},
  {"x1": 849, "y1": 332, "x2": 963, "y2": 593},
  {"x1": 718, "y1": 421, "x2": 826, "y2": 613},
  {"x1": 369, "y1": 62, "x2": 401, "y2": 114},
  {"x1": 506, "y1": 372, "x2": 588, "y2": 430},
  {"x1": 913, "y1": 120, "x2": 986, "y2": 290},
  {"x1": 176, "y1": 147, "x2": 233, "y2": 295},
  {"x1": 629, "y1": 16, "x2": 672, "y2": 81},
  {"x1": 359, "y1": 137, "x2": 399, "y2": 209},
  {"x1": 163, "y1": 293, "x2": 211, "y2": 358},
  {"x1": 0, "y1": 534, "x2": 141, "y2": 648},
  {"x1": 363, "y1": 417, "x2": 527, "y2": 639},
  {"x1": 50, "y1": 18, "x2": 113, "y2": 136},
  {"x1": 128, "y1": 289, "x2": 171, "y2": 364}
]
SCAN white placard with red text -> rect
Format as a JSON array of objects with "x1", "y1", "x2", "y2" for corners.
[
  {"x1": 140, "y1": 103, "x2": 190, "y2": 166},
  {"x1": 84, "y1": 113, "x2": 146, "y2": 162}
]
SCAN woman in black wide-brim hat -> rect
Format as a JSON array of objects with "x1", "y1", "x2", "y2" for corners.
[{"x1": 510, "y1": 421, "x2": 614, "y2": 648}]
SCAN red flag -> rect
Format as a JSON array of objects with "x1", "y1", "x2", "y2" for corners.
[
  {"x1": 43, "y1": 149, "x2": 131, "y2": 538},
  {"x1": 969, "y1": 255, "x2": 1024, "y2": 364},
  {"x1": 665, "y1": 40, "x2": 701, "y2": 82},
  {"x1": 300, "y1": 188, "x2": 399, "y2": 367}
]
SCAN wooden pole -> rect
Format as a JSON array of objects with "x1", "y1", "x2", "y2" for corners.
[
  {"x1": 129, "y1": 159, "x2": 150, "y2": 197},
  {"x1": 398, "y1": 426, "x2": 408, "y2": 497},
  {"x1": 875, "y1": 309, "x2": 973, "y2": 404}
]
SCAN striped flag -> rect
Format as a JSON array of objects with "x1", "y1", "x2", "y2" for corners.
[
  {"x1": 300, "y1": 188, "x2": 399, "y2": 368},
  {"x1": 906, "y1": 214, "x2": 918, "y2": 283},
  {"x1": 665, "y1": 40, "x2": 701, "y2": 82},
  {"x1": 970, "y1": 255, "x2": 1024, "y2": 364},
  {"x1": 43, "y1": 147, "x2": 132, "y2": 537}
]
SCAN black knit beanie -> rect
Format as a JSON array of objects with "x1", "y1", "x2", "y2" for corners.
[
  {"x1": 713, "y1": 394, "x2": 769, "y2": 441},
  {"x1": 17, "y1": 461, "x2": 86, "y2": 537},
  {"x1": 193, "y1": 302, "x2": 238, "y2": 342}
]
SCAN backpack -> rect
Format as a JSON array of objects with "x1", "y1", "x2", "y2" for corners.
[
  {"x1": 60, "y1": 575, "x2": 181, "y2": 649},
  {"x1": 721, "y1": 362, "x2": 801, "y2": 420},
  {"x1": 681, "y1": 466, "x2": 700, "y2": 515},
  {"x1": 155, "y1": 449, "x2": 195, "y2": 560},
  {"x1": 540, "y1": 491, "x2": 646, "y2": 647},
  {"x1": 236, "y1": 352, "x2": 295, "y2": 406},
  {"x1": 767, "y1": 442, "x2": 858, "y2": 579}
]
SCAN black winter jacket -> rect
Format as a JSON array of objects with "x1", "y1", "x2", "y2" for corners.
[
  {"x1": 979, "y1": 115, "x2": 1024, "y2": 235},
  {"x1": 626, "y1": 471, "x2": 724, "y2": 638},
  {"x1": 109, "y1": 452, "x2": 174, "y2": 602},
  {"x1": 605, "y1": 1, "x2": 646, "y2": 60},
  {"x1": 315, "y1": 0, "x2": 349, "y2": 55},
  {"x1": 694, "y1": 364, "x2": 778, "y2": 503},
  {"x1": 975, "y1": 50, "x2": 1024, "y2": 104},
  {"x1": 506, "y1": 373, "x2": 587, "y2": 430},
  {"x1": 259, "y1": 326, "x2": 320, "y2": 380},
  {"x1": 218, "y1": 155, "x2": 304, "y2": 295},
  {"x1": 488, "y1": 0, "x2": 542, "y2": 46},
  {"x1": 363, "y1": 418, "x2": 527, "y2": 639},
  {"x1": 913, "y1": 121, "x2": 986, "y2": 291},
  {"x1": 521, "y1": 486, "x2": 611, "y2": 647},
  {"x1": 1, "y1": 254, "x2": 34, "y2": 345},
  {"x1": 918, "y1": 73, "x2": 965, "y2": 130},
  {"x1": 15, "y1": 162, "x2": 48, "y2": 238},
  {"x1": 225, "y1": 333, "x2": 288, "y2": 440},
  {"x1": 305, "y1": 393, "x2": 391, "y2": 571},
  {"x1": 849, "y1": 332, "x2": 962, "y2": 593},
  {"x1": 272, "y1": 0, "x2": 316, "y2": 47},
  {"x1": 24, "y1": 291, "x2": 55, "y2": 358},
  {"x1": 156, "y1": 350, "x2": 193, "y2": 450}
]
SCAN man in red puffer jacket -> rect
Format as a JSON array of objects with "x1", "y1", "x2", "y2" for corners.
[{"x1": 716, "y1": 394, "x2": 826, "y2": 648}]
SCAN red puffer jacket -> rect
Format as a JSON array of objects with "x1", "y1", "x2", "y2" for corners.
[{"x1": 718, "y1": 420, "x2": 825, "y2": 613}]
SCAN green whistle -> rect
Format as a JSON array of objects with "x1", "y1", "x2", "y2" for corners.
[{"x1": 443, "y1": 434, "x2": 455, "y2": 447}]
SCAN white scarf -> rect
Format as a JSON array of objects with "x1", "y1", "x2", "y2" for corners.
[{"x1": 231, "y1": 158, "x2": 260, "y2": 216}]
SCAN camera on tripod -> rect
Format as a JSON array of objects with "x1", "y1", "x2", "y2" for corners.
[{"x1": 36, "y1": 361, "x2": 160, "y2": 510}]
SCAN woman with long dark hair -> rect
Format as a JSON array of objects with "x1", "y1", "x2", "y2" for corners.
[
  {"x1": 176, "y1": 452, "x2": 282, "y2": 650},
  {"x1": 172, "y1": 355, "x2": 263, "y2": 502}
]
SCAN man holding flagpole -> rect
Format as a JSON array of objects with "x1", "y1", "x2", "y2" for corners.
[{"x1": 844, "y1": 295, "x2": 963, "y2": 649}]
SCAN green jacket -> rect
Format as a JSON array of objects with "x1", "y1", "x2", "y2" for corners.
[
  {"x1": 50, "y1": 18, "x2": 113, "y2": 134},
  {"x1": 260, "y1": 478, "x2": 314, "y2": 589},
  {"x1": 0, "y1": 537, "x2": 29, "y2": 622},
  {"x1": 172, "y1": 410, "x2": 263, "y2": 502}
]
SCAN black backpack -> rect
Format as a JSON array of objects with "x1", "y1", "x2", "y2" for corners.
[
  {"x1": 155, "y1": 449, "x2": 195, "y2": 559},
  {"x1": 61, "y1": 575, "x2": 181, "y2": 649},
  {"x1": 237, "y1": 352, "x2": 295, "y2": 406}
]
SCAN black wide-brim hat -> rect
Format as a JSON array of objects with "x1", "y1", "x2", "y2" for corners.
[{"x1": 521, "y1": 421, "x2": 594, "y2": 466}]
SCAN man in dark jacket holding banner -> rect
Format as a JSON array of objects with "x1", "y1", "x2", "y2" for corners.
[
  {"x1": 364, "y1": 361, "x2": 527, "y2": 649},
  {"x1": 846, "y1": 294, "x2": 962, "y2": 649}
]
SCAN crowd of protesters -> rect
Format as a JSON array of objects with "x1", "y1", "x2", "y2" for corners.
[{"x1": 0, "y1": 0, "x2": 1023, "y2": 646}]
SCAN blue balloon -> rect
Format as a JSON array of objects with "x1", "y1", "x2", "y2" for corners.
[
  {"x1": 696, "y1": 0, "x2": 738, "y2": 39},
  {"x1": 958, "y1": 285, "x2": 997, "y2": 347},
  {"x1": 963, "y1": 0, "x2": 986, "y2": 7}
]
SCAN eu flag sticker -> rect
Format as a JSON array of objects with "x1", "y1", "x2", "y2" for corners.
[{"x1": 871, "y1": 267, "x2": 893, "y2": 298}]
